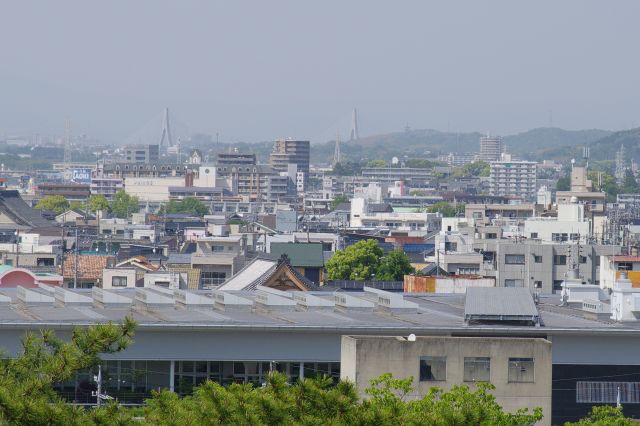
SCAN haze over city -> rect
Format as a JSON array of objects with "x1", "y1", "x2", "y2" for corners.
[{"x1": 2, "y1": 0, "x2": 640, "y2": 142}]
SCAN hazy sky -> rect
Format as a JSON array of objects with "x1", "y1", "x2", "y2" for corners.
[{"x1": 1, "y1": 1, "x2": 639, "y2": 144}]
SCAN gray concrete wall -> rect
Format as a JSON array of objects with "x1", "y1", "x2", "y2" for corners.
[{"x1": 341, "y1": 335, "x2": 552, "y2": 426}]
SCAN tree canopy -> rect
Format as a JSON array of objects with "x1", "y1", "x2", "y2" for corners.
[
  {"x1": 331, "y1": 161, "x2": 362, "y2": 176},
  {"x1": 331, "y1": 194, "x2": 350, "y2": 210},
  {"x1": 159, "y1": 197, "x2": 209, "y2": 217},
  {"x1": 452, "y1": 161, "x2": 490, "y2": 178},
  {"x1": 326, "y1": 240, "x2": 414, "y2": 281},
  {"x1": 88, "y1": 194, "x2": 110, "y2": 213},
  {"x1": 35, "y1": 195, "x2": 70, "y2": 215},
  {"x1": 110, "y1": 191, "x2": 140, "y2": 219},
  {"x1": 426, "y1": 201, "x2": 465, "y2": 217}
]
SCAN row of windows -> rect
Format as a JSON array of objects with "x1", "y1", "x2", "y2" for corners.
[
  {"x1": 419, "y1": 356, "x2": 534, "y2": 383},
  {"x1": 504, "y1": 254, "x2": 585, "y2": 266},
  {"x1": 200, "y1": 271, "x2": 226, "y2": 289}
]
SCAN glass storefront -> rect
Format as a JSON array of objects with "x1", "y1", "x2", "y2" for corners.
[{"x1": 55, "y1": 360, "x2": 340, "y2": 404}]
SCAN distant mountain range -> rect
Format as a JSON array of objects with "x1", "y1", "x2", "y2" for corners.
[
  {"x1": 201, "y1": 126, "x2": 639, "y2": 166},
  {"x1": 308, "y1": 127, "x2": 614, "y2": 164}
]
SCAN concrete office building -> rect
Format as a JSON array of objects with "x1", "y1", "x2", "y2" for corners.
[
  {"x1": 270, "y1": 139, "x2": 310, "y2": 175},
  {"x1": 123, "y1": 144, "x2": 159, "y2": 163},
  {"x1": 342, "y1": 335, "x2": 552, "y2": 423},
  {"x1": 479, "y1": 136, "x2": 504, "y2": 162},
  {"x1": 489, "y1": 159, "x2": 537, "y2": 201},
  {"x1": 217, "y1": 153, "x2": 256, "y2": 166}
]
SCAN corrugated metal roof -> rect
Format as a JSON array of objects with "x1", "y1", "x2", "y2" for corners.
[{"x1": 464, "y1": 287, "x2": 539, "y2": 324}]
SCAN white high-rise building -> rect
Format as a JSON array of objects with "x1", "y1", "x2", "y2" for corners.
[
  {"x1": 479, "y1": 136, "x2": 504, "y2": 162},
  {"x1": 490, "y1": 159, "x2": 537, "y2": 201}
]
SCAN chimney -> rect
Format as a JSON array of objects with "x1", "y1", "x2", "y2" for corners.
[{"x1": 185, "y1": 170, "x2": 194, "y2": 187}]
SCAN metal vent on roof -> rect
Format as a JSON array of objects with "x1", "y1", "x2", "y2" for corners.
[
  {"x1": 174, "y1": 290, "x2": 213, "y2": 308},
  {"x1": 364, "y1": 286, "x2": 418, "y2": 313},
  {"x1": 255, "y1": 287, "x2": 296, "y2": 311},
  {"x1": 135, "y1": 288, "x2": 173, "y2": 310},
  {"x1": 54, "y1": 287, "x2": 92, "y2": 307},
  {"x1": 0, "y1": 293, "x2": 11, "y2": 305},
  {"x1": 92, "y1": 288, "x2": 133, "y2": 308},
  {"x1": 17, "y1": 286, "x2": 54, "y2": 305},
  {"x1": 464, "y1": 287, "x2": 540, "y2": 326},
  {"x1": 293, "y1": 292, "x2": 334, "y2": 311},
  {"x1": 213, "y1": 291, "x2": 253, "y2": 311},
  {"x1": 334, "y1": 292, "x2": 375, "y2": 312}
]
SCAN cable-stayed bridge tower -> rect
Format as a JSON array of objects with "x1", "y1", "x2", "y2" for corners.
[
  {"x1": 349, "y1": 108, "x2": 359, "y2": 141},
  {"x1": 159, "y1": 107, "x2": 174, "y2": 149}
]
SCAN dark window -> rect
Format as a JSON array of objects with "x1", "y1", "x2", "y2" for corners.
[
  {"x1": 419, "y1": 356, "x2": 446, "y2": 381},
  {"x1": 534, "y1": 280, "x2": 542, "y2": 289},
  {"x1": 554, "y1": 255, "x2": 567, "y2": 265},
  {"x1": 530, "y1": 232, "x2": 538, "y2": 239},
  {"x1": 37, "y1": 258, "x2": 54, "y2": 266},
  {"x1": 534, "y1": 255, "x2": 543, "y2": 263},
  {"x1": 553, "y1": 280, "x2": 563, "y2": 291},
  {"x1": 200, "y1": 272, "x2": 226, "y2": 289},
  {"x1": 618, "y1": 262, "x2": 633, "y2": 271},
  {"x1": 505, "y1": 254, "x2": 525, "y2": 265},
  {"x1": 579, "y1": 256, "x2": 587, "y2": 264}
]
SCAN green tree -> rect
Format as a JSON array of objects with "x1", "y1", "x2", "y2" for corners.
[
  {"x1": 366, "y1": 159, "x2": 387, "y2": 168},
  {"x1": 361, "y1": 373, "x2": 542, "y2": 426},
  {"x1": 330, "y1": 194, "x2": 350, "y2": 210},
  {"x1": 376, "y1": 249, "x2": 415, "y2": 281},
  {"x1": 405, "y1": 159, "x2": 441, "y2": 169},
  {"x1": 556, "y1": 175, "x2": 571, "y2": 191},
  {"x1": 332, "y1": 161, "x2": 362, "y2": 176},
  {"x1": 160, "y1": 197, "x2": 209, "y2": 217},
  {"x1": 452, "y1": 161, "x2": 490, "y2": 178},
  {"x1": 565, "y1": 405, "x2": 636, "y2": 425},
  {"x1": 326, "y1": 239, "x2": 383, "y2": 280},
  {"x1": 426, "y1": 201, "x2": 465, "y2": 217},
  {"x1": 88, "y1": 194, "x2": 110, "y2": 213},
  {"x1": 588, "y1": 170, "x2": 618, "y2": 201},
  {"x1": 0, "y1": 318, "x2": 136, "y2": 425},
  {"x1": 110, "y1": 191, "x2": 140, "y2": 218},
  {"x1": 35, "y1": 195, "x2": 70, "y2": 214},
  {"x1": 621, "y1": 169, "x2": 640, "y2": 194}
]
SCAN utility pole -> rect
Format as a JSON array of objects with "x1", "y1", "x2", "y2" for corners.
[
  {"x1": 14, "y1": 229, "x2": 19, "y2": 268},
  {"x1": 74, "y1": 227, "x2": 79, "y2": 288},
  {"x1": 92, "y1": 365, "x2": 112, "y2": 407}
]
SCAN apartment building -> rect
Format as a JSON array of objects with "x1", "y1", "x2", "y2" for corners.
[
  {"x1": 269, "y1": 139, "x2": 310, "y2": 175},
  {"x1": 489, "y1": 159, "x2": 537, "y2": 201},
  {"x1": 478, "y1": 136, "x2": 503, "y2": 162}
]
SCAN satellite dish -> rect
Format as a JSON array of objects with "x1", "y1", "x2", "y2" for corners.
[{"x1": 392, "y1": 157, "x2": 399, "y2": 165}]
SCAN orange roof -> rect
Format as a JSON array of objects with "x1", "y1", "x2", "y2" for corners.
[
  {"x1": 612, "y1": 256, "x2": 640, "y2": 263},
  {"x1": 62, "y1": 255, "x2": 113, "y2": 280}
]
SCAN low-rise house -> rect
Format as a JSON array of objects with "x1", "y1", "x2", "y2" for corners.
[{"x1": 61, "y1": 254, "x2": 115, "y2": 288}]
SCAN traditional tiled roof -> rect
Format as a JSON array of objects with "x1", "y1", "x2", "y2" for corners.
[
  {"x1": 218, "y1": 255, "x2": 320, "y2": 292},
  {"x1": 0, "y1": 190, "x2": 53, "y2": 228},
  {"x1": 61, "y1": 255, "x2": 114, "y2": 280}
]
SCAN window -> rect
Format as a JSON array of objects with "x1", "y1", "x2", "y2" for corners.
[
  {"x1": 530, "y1": 232, "x2": 538, "y2": 239},
  {"x1": 504, "y1": 279, "x2": 523, "y2": 288},
  {"x1": 486, "y1": 233, "x2": 497, "y2": 239},
  {"x1": 577, "y1": 381, "x2": 640, "y2": 404},
  {"x1": 200, "y1": 272, "x2": 226, "y2": 289},
  {"x1": 553, "y1": 280, "x2": 563, "y2": 292},
  {"x1": 552, "y1": 233, "x2": 568, "y2": 242},
  {"x1": 579, "y1": 255, "x2": 587, "y2": 264},
  {"x1": 464, "y1": 357, "x2": 490, "y2": 382},
  {"x1": 570, "y1": 233, "x2": 580, "y2": 241},
  {"x1": 419, "y1": 356, "x2": 446, "y2": 381},
  {"x1": 505, "y1": 254, "x2": 525, "y2": 265},
  {"x1": 112, "y1": 276, "x2": 128, "y2": 287},
  {"x1": 618, "y1": 262, "x2": 633, "y2": 271},
  {"x1": 533, "y1": 255, "x2": 543, "y2": 263},
  {"x1": 508, "y1": 358, "x2": 535, "y2": 382},
  {"x1": 472, "y1": 212, "x2": 483, "y2": 219},
  {"x1": 155, "y1": 281, "x2": 170, "y2": 288},
  {"x1": 534, "y1": 280, "x2": 542, "y2": 289},
  {"x1": 553, "y1": 255, "x2": 567, "y2": 265},
  {"x1": 37, "y1": 258, "x2": 54, "y2": 266},
  {"x1": 211, "y1": 245, "x2": 225, "y2": 252},
  {"x1": 445, "y1": 242, "x2": 457, "y2": 252}
]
